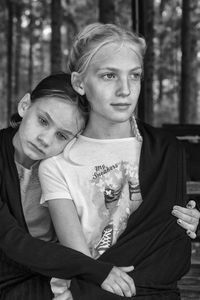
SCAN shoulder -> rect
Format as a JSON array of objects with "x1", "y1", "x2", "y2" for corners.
[
  {"x1": 39, "y1": 153, "x2": 67, "y2": 179},
  {"x1": 137, "y1": 119, "x2": 181, "y2": 149},
  {"x1": 39, "y1": 154, "x2": 62, "y2": 171}
]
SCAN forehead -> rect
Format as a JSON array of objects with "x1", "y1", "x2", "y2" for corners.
[
  {"x1": 89, "y1": 42, "x2": 142, "y2": 70},
  {"x1": 34, "y1": 97, "x2": 84, "y2": 131}
]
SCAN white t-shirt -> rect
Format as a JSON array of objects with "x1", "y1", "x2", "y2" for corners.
[{"x1": 39, "y1": 135, "x2": 143, "y2": 259}]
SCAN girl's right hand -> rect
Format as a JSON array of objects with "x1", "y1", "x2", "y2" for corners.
[
  {"x1": 101, "y1": 266, "x2": 136, "y2": 297},
  {"x1": 53, "y1": 290, "x2": 73, "y2": 300}
]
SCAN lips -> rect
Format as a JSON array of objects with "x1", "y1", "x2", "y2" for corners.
[
  {"x1": 29, "y1": 142, "x2": 45, "y2": 154},
  {"x1": 111, "y1": 103, "x2": 131, "y2": 106},
  {"x1": 111, "y1": 103, "x2": 131, "y2": 110}
]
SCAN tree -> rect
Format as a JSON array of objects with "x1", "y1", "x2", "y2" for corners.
[
  {"x1": 180, "y1": 0, "x2": 198, "y2": 124},
  {"x1": 14, "y1": 2, "x2": 23, "y2": 105},
  {"x1": 132, "y1": 0, "x2": 154, "y2": 125},
  {"x1": 6, "y1": 0, "x2": 14, "y2": 124},
  {"x1": 28, "y1": 0, "x2": 34, "y2": 90},
  {"x1": 51, "y1": 0, "x2": 62, "y2": 73},
  {"x1": 99, "y1": 0, "x2": 115, "y2": 24}
]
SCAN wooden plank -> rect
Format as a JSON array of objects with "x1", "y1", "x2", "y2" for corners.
[{"x1": 187, "y1": 181, "x2": 200, "y2": 195}]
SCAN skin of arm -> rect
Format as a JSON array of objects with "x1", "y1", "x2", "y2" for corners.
[
  {"x1": 48, "y1": 198, "x2": 136, "y2": 297},
  {"x1": 48, "y1": 199, "x2": 91, "y2": 257}
]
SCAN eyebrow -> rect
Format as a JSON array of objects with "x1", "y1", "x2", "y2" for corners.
[
  {"x1": 97, "y1": 66, "x2": 142, "y2": 72},
  {"x1": 41, "y1": 111, "x2": 74, "y2": 136}
]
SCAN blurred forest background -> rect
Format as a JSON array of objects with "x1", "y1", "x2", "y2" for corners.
[{"x1": 0, "y1": 0, "x2": 200, "y2": 129}]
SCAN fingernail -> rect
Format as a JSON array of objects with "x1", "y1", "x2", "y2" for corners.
[
  {"x1": 177, "y1": 219, "x2": 182, "y2": 224},
  {"x1": 187, "y1": 230, "x2": 191, "y2": 236},
  {"x1": 187, "y1": 200, "x2": 196, "y2": 209},
  {"x1": 186, "y1": 204, "x2": 193, "y2": 209}
]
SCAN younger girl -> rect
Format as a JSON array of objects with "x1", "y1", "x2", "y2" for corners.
[
  {"x1": 39, "y1": 24, "x2": 199, "y2": 299},
  {"x1": 0, "y1": 73, "x2": 131, "y2": 300}
]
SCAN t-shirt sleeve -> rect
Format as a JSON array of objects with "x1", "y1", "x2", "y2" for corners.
[{"x1": 39, "y1": 156, "x2": 73, "y2": 205}]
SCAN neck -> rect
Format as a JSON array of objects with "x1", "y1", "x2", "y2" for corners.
[{"x1": 83, "y1": 119, "x2": 133, "y2": 139}]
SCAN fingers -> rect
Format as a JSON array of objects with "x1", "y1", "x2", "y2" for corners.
[
  {"x1": 119, "y1": 266, "x2": 134, "y2": 273},
  {"x1": 176, "y1": 218, "x2": 197, "y2": 239},
  {"x1": 53, "y1": 290, "x2": 73, "y2": 300},
  {"x1": 172, "y1": 205, "x2": 197, "y2": 216},
  {"x1": 172, "y1": 204, "x2": 200, "y2": 226},
  {"x1": 101, "y1": 266, "x2": 136, "y2": 297},
  {"x1": 118, "y1": 266, "x2": 136, "y2": 296},
  {"x1": 102, "y1": 281, "x2": 129, "y2": 297},
  {"x1": 172, "y1": 201, "x2": 200, "y2": 239},
  {"x1": 187, "y1": 230, "x2": 197, "y2": 239},
  {"x1": 101, "y1": 283, "x2": 115, "y2": 295}
]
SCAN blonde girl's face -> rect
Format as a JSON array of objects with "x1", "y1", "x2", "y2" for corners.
[
  {"x1": 14, "y1": 95, "x2": 84, "y2": 167},
  {"x1": 73, "y1": 42, "x2": 142, "y2": 126}
]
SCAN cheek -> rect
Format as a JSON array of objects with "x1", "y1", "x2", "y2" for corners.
[
  {"x1": 85, "y1": 81, "x2": 102, "y2": 101},
  {"x1": 21, "y1": 116, "x2": 38, "y2": 137},
  {"x1": 131, "y1": 84, "x2": 141, "y2": 98}
]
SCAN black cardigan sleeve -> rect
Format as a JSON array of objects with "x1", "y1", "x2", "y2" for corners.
[
  {"x1": 0, "y1": 158, "x2": 113, "y2": 285},
  {"x1": 0, "y1": 201, "x2": 113, "y2": 284}
]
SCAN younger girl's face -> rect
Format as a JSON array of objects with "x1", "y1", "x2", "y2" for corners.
[
  {"x1": 75, "y1": 42, "x2": 142, "y2": 125},
  {"x1": 14, "y1": 95, "x2": 84, "y2": 167}
]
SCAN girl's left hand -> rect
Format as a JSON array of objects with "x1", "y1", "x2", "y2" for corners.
[{"x1": 172, "y1": 200, "x2": 200, "y2": 239}]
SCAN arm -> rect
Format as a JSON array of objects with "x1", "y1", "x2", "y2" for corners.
[
  {"x1": 48, "y1": 199, "x2": 91, "y2": 257},
  {"x1": 0, "y1": 161, "x2": 112, "y2": 285},
  {"x1": 0, "y1": 198, "x2": 113, "y2": 283},
  {"x1": 48, "y1": 199, "x2": 135, "y2": 298}
]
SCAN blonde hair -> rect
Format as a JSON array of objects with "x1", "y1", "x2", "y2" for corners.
[{"x1": 67, "y1": 23, "x2": 146, "y2": 75}]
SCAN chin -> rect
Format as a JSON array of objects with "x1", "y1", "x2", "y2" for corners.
[
  {"x1": 111, "y1": 115, "x2": 132, "y2": 123},
  {"x1": 27, "y1": 151, "x2": 44, "y2": 162}
]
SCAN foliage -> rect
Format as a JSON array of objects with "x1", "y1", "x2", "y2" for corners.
[
  {"x1": 154, "y1": 0, "x2": 200, "y2": 126},
  {"x1": 0, "y1": 0, "x2": 200, "y2": 128}
]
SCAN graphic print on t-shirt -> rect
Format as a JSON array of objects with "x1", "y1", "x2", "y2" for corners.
[{"x1": 91, "y1": 160, "x2": 142, "y2": 257}]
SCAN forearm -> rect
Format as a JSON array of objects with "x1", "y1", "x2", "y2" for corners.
[{"x1": 0, "y1": 199, "x2": 113, "y2": 284}]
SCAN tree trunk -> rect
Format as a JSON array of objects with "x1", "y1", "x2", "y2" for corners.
[
  {"x1": 28, "y1": 0, "x2": 34, "y2": 91},
  {"x1": 6, "y1": 0, "x2": 14, "y2": 124},
  {"x1": 132, "y1": 0, "x2": 154, "y2": 125},
  {"x1": 157, "y1": 0, "x2": 165, "y2": 104},
  {"x1": 99, "y1": 0, "x2": 115, "y2": 24},
  {"x1": 51, "y1": 0, "x2": 62, "y2": 73},
  {"x1": 14, "y1": 2, "x2": 22, "y2": 107},
  {"x1": 180, "y1": 0, "x2": 198, "y2": 124}
]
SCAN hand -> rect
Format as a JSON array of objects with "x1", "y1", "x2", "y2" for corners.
[
  {"x1": 101, "y1": 265, "x2": 136, "y2": 297},
  {"x1": 172, "y1": 200, "x2": 200, "y2": 239},
  {"x1": 53, "y1": 290, "x2": 73, "y2": 300}
]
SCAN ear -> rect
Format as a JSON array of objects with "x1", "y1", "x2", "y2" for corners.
[
  {"x1": 71, "y1": 72, "x2": 85, "y2": 96},
  {"x1": 18, "y1": 93, "x2": 32, "y2": 117}
]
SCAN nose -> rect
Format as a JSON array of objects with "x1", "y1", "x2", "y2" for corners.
[
  {"x1": 116, "y1": 78, "x2": 131, "y2": 97},
  {"x1": 37, "y1": 131, "x2": 53, "y2": 148}
]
